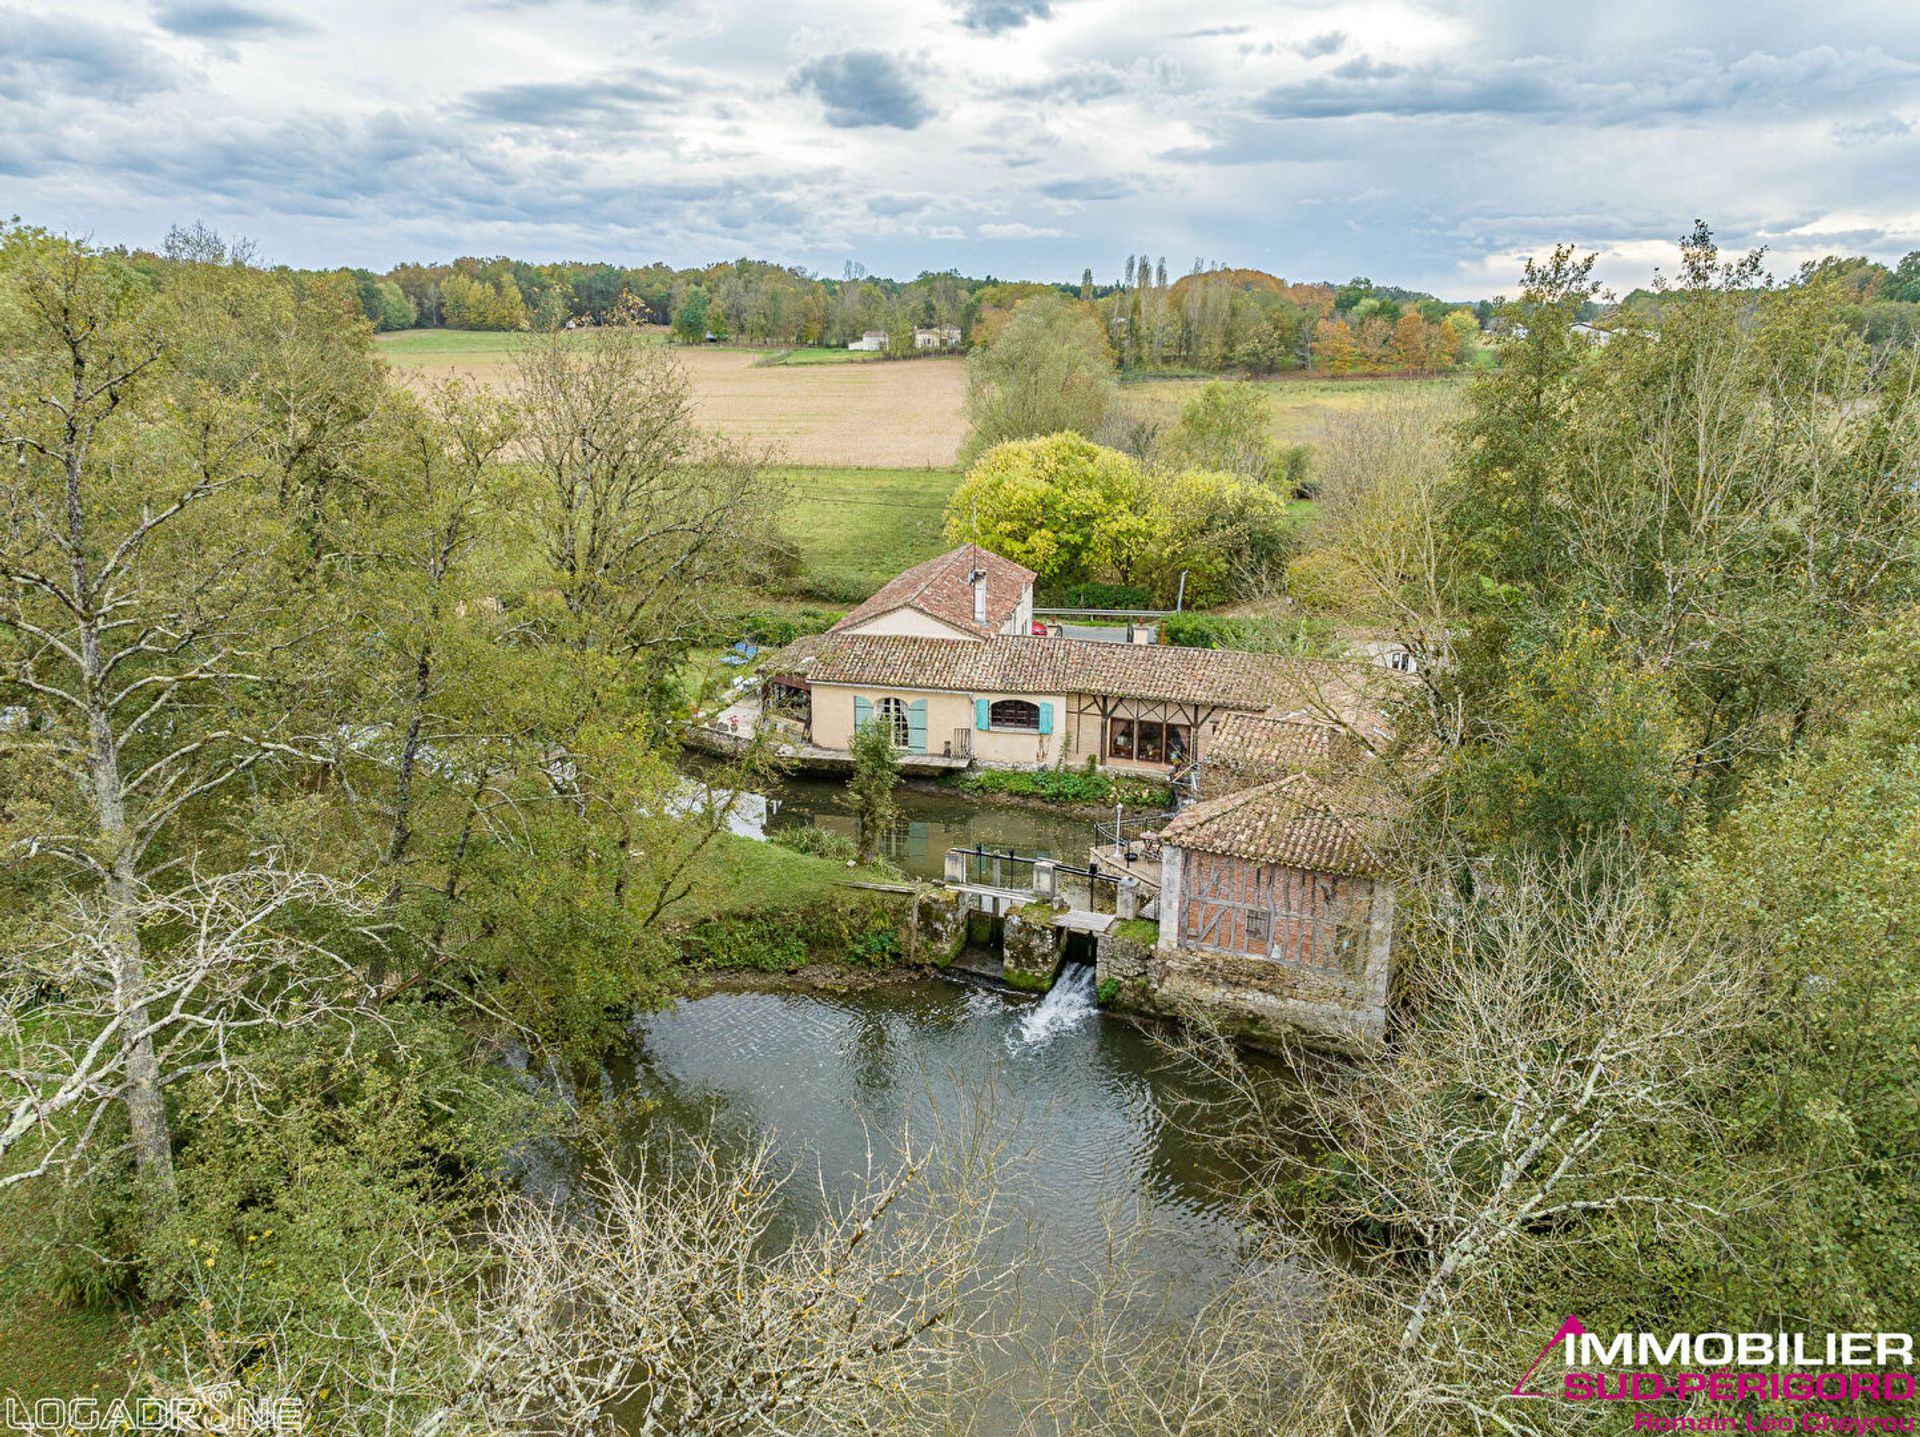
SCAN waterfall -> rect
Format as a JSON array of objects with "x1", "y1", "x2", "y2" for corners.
[{"x1": 1012, "y1": 963, "x2": 1098, "y2": 1047}]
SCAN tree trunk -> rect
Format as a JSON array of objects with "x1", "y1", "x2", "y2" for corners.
[
  {"x1": 85, "y1": 686, "x2": 177, "y2": 1210},
  {"x1": 66, "y1": 382, "x2": 177, "y2": 1213}
]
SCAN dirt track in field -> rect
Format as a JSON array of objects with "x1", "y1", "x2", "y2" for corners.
[{"x1": 391, "y1": 347, "x2": 970, "y2": 468}]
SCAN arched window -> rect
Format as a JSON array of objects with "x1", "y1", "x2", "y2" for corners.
[
  {"x1": 876, "y1": 696, "x2": 910, "y2": 747},
  {"x1": 988, "y1": 699, "x2": 1040, "y2": 731}
]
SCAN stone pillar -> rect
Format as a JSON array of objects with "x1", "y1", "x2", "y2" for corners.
[
  {"x1": 1116, "y1": 875, "x2": 1140, "y2": 919},
  {"x1": 1155, "y1": 844, "x2": 1183, "y2": 950},
  {"x1": 1032, "y1": 859, "x2": 1055, "y2": 898},
  {"x1": 944, "y1": 848, "x2": 966, "y2": 885}
]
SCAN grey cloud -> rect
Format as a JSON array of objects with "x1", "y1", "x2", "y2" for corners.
[
  {"x1": 1253, "y1": 46, "x2": 1920, "y2": 124},
  {"x1": 1833, "y1": 115, "x2": 1912, "y2": 143},
  {"x1": 152, "y1": 2, "x2": 315, "y2": 40},
  {"x1": 996, "y1": 57, "x2": 1181, "y2": 104},
  {"x1": 953, "y1": 0, "x2": 1051, "y2": 34},
  {"x1": 1039, "y1": 177, "x2": 1134, "y2": 201},
  {"x1": 461, "y1": 70, "x2": 683, "y2": 127},
  {"x1": 791, "y1": 50, "x2": 933, "y2": 130},
  {"x1": 1295, "y1": 30, "x2": 1345, "y2": 58},
  {"x1": 866, "y1": 192, "x2": 935, "y2": 216},
  {"x1": 0, "y1": 12, "x2": 179, "y2": 100}
]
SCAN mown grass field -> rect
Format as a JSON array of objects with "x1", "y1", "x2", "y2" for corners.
[
  {"x1": 377, "y1": 330, "x2": 1465, "y2": 469},
  {"x1": 375, "y1": 327, "x2": 648, "y2": 362},
  {"x1": 660, "y1": 832, "x2": 895, "y2": 921},
  {"x1": 777, "y1": 465, "x2": 961, "y2": 598},
  {"x1": 756, "y1": 347, "x2": 882, "y2": 367}
]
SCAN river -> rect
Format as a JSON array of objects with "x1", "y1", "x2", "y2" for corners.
[
  {"x1": 714, "y1": 767, "x2": 1119, "y2": 878},
  {"x1": 583, "y1": 970, "x2": 1257, "y2": 1415}
]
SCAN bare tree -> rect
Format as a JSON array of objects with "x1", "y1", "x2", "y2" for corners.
[
  {"x1": 0, "y1": 863, "x2": 378, "y2": 1190},
  {"x1": 142, "y1": 1115, "x2": 1020, "y2": 1437},
  {"x1": 0, "y1": 237, "x2": 328, "y2": 1212},
  {"x1": 1156, "y1": 844, "x2": 1754, "y2": 1434},
  {"x1": 511, "y1": 328, "x2": 785, "y2": 684},
  {"x1": 1285, "y1": 390, "x2": 1465, "y2": 751}
]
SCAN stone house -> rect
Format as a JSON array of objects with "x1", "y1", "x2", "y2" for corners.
[
  {"x1": 762, "y1": 544, "x2": 1372, "y2": 771},
  {"x1": 1150, "y1": 773, "x2": 1394, "y2": 1050}
]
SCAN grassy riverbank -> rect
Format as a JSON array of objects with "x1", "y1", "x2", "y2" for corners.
[
  {"x1": 663, "y1": 833, "x2": 914, "y2": 974},
  {"x1": 0, "y1": 1170, "x2": 131, "y2": 1400}
]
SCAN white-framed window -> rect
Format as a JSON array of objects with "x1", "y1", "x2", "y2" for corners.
[{"x1": 876, "y1": 696, "x2": 910, "y2": 747}]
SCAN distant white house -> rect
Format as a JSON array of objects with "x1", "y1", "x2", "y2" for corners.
[
  {"x1": 847, "y1": 330, "x2": 889, "y2": 352},
  {"x1": 1570, "y1": 321, "x2": 1614, "y2": 345},
  {"x1": 912, "y1": 324, "x2": 962, "y2": 349}
]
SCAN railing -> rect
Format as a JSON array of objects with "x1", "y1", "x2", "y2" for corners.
[
  {"x1": 945, "y1": 844, "x2": 1127, "y2": 913},
  {"x1": 1093, "y1": 811, "x2": 1178, "y2": 851}
]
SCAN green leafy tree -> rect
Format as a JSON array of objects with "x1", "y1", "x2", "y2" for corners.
[
  {"x1": 959, "y1": 294, "x2": 1115, "y2": 465},
  {"x1": 1684, "y1": 608, "x2": 1920, "y2": 1329},
  {"x1": 1451, "y1": 617, "x2": 1692, "y2": 856},
  {"x1": 943, "y1": 434, "x2": 1146, "y2": 588},
  {"x1": 1155, "y1": 381, "x2": 1280, "y2": 484},
  {"x1": 671, "y1": 285, "x2": 711, "y2": 343},
  {"x1": 847, "y1": 717, "x2": 900, "y2": 866}
]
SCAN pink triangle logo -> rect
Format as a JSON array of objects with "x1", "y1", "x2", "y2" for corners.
[{"x1": 1509, "y1": 1314, "x2": 1587, "y2": 1398}]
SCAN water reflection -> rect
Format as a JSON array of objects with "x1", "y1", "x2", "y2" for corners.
[
  {"x1": 705, "y1": 767, "x2": 1105, "y2": 878},
  {"x1": 617, "y1": 979, "x2": 1250, "y2": 1323}
]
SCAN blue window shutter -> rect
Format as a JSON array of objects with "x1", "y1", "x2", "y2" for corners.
[
  {"x1": 906, "y1": 699, "x2": 928, "y2": 753},
  {"x1": 1037, "y1": 702, "x2": 1053, "y2": 735},
  {"x1": 853, "y1": 695, "x2": 872, "y2": 733},
  {"x1": 975, "y1": 698, "x2": 991, "y2": 730}
]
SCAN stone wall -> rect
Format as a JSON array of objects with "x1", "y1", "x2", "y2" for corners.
[
  {"x1": 1094, "y1": 925, "x2": 1155, "y2": 1007},
  {"x1": 912, "y1": 888, "x2": 968, "y2": 967},
  {"x1": 1148, "y1": 940, "x2": 1385, "y2": 1053},
  {"x1": 1001, "y1": 907, "x2": 1063, "y2": 992}
]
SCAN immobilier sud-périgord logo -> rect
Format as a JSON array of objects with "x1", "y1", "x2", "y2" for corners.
[{"x1": 1508, "y1": 1314, "x2": 1919, "y2": 1432}]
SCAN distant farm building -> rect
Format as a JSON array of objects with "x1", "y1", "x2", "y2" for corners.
[
  {"x1": 847, "y1": 330, "x2": 889, "y2": 351},
  {"x1": 913, "y1": 324, "x2": 962, "y2": 349}
]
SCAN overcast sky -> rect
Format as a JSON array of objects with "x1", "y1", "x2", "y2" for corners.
[{"x1": 5, "y1": 0, "x2": 1918, "y2": 297}]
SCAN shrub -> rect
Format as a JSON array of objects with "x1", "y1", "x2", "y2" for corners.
[
  {"x1": 771, "y1": 826, "x2": 860, "y2": 862},
  {"x1": 1160, "y1": 612, "x2": 1337, "y2": 655},
  {"x1": 695, "y1": 606, "x2": 844, "y2": 648},
  {"x1": 795, "y1": 571, "x2": 877, "y2": 606},
  {"x1": 1042, "y1": 579, "x2": 1155, "y2": 610},
  {"x1": 677, "y1": 892, "x2": 906, "y2": 971},
  {"x1": 957, "y1": 767, "x2": 1169, "y2": 808}
]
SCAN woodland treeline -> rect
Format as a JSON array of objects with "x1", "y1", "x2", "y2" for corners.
[
  {"x1": 138, "y1": 221, "x2": 1487, "y2": 374},
  {"x1": 3, "y1": 218, "x2": 1919, "y2": 1433}
]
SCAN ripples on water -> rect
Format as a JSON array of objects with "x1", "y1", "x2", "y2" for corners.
[{"x1": 605, "y1": 974, "x2": 1250, "y2": 1338}]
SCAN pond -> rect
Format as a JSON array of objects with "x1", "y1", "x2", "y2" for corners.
[{"x1": 586, "y1": 973, "x2": 1257, "y2": 1411}]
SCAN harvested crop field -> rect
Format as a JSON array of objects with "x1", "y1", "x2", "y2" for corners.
[{"x1": 379, "y1": 333, "x2": 969, "y2": 468}]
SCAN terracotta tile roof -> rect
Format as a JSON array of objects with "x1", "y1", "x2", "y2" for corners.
[
  {"x1": 801, "y1": 632, "x2": 1356, "y2": 711},
  {"x1": 1159, "y1": 776, "x2": 1383, "y2": 877},
  {"x1": 828, "y1": 544, "x2": 1037, "y2": 639},
  {"x1": 757, "y1": 635, "x2": 821, "y2": 680},
  {"x1": 1209, "y1": 714, "x2": 1348, "y2": 772}
]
